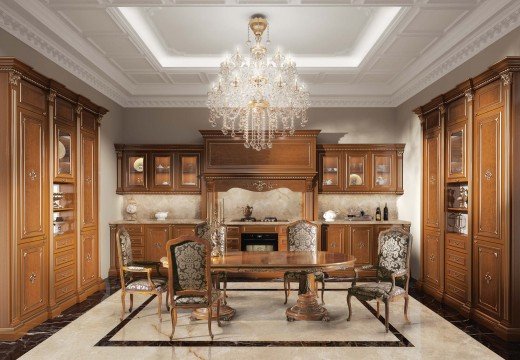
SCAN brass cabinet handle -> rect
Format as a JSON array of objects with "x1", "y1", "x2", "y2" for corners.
[
  {"x1": 429, "y1": 254, "x2": 435, "y2": 261},
  {"x1": 86, "y1": 253, "x2": 92, "y2": 261},
  {"x1": 358, "y1": 242, "x2": 366, "y2": 249},
  {"x1": 155, "y1": 242, "x2": 161, "y2": 248},
  {"x1": 484, "y1": 169, "x2": 493, "y2": 181},
  {"x1": 28, "y1": 169, "x2": 37, "y2": 181},
  {"x1": 29, "y1": 272, "x2": 37, "y2": 283},
  {"x1": 484, "y1": 272, "x2": 492, "y2": 284}
]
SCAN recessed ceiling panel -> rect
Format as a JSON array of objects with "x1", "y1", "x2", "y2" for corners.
[
  {"x1": 111, "y1": 57, "x2": 155, "y2": 71},
  {"x1": 403, "y1": 9, "x2": 466, "y2": 33},
  {"x1": 59, "y1": 9, "x2": 123, "y2": 33}
]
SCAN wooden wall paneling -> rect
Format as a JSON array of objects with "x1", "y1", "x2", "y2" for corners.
[
  {"x1": 79, "y1": 230, "x2": 97, "y2": 287},
  {"x1": 80, "y1": 130, "x2": 97, "y2": 230},
  {"x1": 18, "y1": 240, "x2": 47, "y2": 318}
]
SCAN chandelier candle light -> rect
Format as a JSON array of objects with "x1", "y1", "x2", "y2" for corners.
[{"x1": 207, "y1": 14, "x2": 310, "y2": 151}]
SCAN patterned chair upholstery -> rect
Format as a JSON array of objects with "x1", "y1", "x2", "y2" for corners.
[
  {"x1": 166, "y1": 235, "x2": 224, "y2": 340},
  {"x1": 347, "y1": 226, "x2": 412, "y2": 332},
  {"x1": 195, "y1": 222, "x2": 228, "y2": 304},
  {"x1": 116, "y1": 228, "x2": 168, "y2": 321},
  {"x1": 283, "y1": 220, "x2": 326, "y2": 304}
]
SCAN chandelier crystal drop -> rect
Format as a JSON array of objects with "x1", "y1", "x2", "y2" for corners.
[{"x1": 207, "y1": 14, "x2": 310, "y2": 151}]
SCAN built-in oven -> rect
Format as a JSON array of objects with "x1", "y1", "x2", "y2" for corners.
[{"x1": 241, "y1": 233, "x2": 278, "y2": 252}]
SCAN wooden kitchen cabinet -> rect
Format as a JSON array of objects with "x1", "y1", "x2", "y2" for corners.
[
  {"x1": 423, "y1": 230, "x2": 441, "y2": 288},
  {"x1": 323, "y1": 224, "x2": 345, "y2": 253},
  {"x1": 115, "y1": 145, "x2": 203, "y2": 194},
  {"x1": 474, "y1": 240, "x2": 501, "y2": 318},
  {"x1": 317, "y1": 144, "x2": 404, "y2": 194},
  {"x1": 19, "y1": 241, "x2": 47, "y2": 318},
  {"x1": 80, "y1": 231, "x2": 98, "y2": 287},
  {"x1": 348, "y1": 225, "x2": 373, "y2": 266},
  {"x1": 145, "y1": 225, "x2": 171, "y2": 262}
]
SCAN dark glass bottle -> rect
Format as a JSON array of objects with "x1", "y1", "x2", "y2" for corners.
[
  {"x1": 375, "y1": 206, "x2": 381, "y2": 221},
  {"x1": 383, "y1": 203, "x2": 389, "y2": 221}
]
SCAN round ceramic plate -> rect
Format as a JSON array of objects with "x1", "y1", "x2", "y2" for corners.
[
  {"x1": 133, "y1": 158, "x2": 144, "y2": 172},
  {"x1": 58, "y1": 141, "x2": 66, "y2": 159},
  {"x1": 349, "y1": 174, "x2": 362, "y2": 185}
]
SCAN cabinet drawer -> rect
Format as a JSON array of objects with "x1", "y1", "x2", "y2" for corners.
[
  {"x1": 445, "y1": 279, "x2": 467, "y2": 302},
  {"x1": 130, "y1": 235, "x2": 144, "y2": 247},
  {"x1": 124, "y1": 225, "x2": 144, "y2": 235},
  {"x1": 226, "y1": 239, "x2": 240, "y2": 251},
  {"x1": 446, "y1": 248, "x2": 467, "y2": 269},
  {"x1": 132, "y1": 246, "x2": 145, "y2": 260},
  {"x1": 55, "y1": 280, "x2": 76, "y2": 301},
  {"x1": 242, "y1": 225, "x2": 276, "y2": 233},
  {"x1": 55, "y1": 248, "x2": 75, "y2": 269},
  {"x1": 55, "y1": 264, "x2": 75, "y2": 284},
  {"x1": 446, "y1": 236, "x2": 467, "y2": 252},
  {"x1": 227, "y1": 227, "x2": 239, "y2": 237},
  {"x1": 55, "y1": 235, "x2": 75, "y2": 251},
  {"x1": 446, "y1": 263, "x2": 467, "y2": 284}
]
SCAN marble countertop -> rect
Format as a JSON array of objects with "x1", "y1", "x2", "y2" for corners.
[
  {"x1": 317, "y1": 219, "x2": 411, "y2": 225},
  {"x1": 109, "y1": 219, "x2": 204, "y2": 225}
]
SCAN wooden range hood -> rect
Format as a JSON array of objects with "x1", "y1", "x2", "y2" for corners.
[{"x1": 200, "y1": 130, "x2": 320, "y2": 220}]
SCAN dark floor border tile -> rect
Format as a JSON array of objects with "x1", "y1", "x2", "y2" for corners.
[{"x1": 95, "y1": 289, "x2": 413, "y2": 348}]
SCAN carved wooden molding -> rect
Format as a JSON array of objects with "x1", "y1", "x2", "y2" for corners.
[
  {"x1": 464, "y1": 90, "x2": 474, "y2": 102},
  {"x1": 8, "y1": 71, "x2": 20, "y2": 86},
  {"x1": 501, "y1": 72, "x2": 512, "y2": 86},
  {"x1": 207, "y1": 177, "x2": 310, "y2": 193},
  {"x1": 48, "y1": 90, "x2": 57, "y2": 103}
]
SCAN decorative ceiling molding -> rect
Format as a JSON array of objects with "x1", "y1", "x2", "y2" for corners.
[{"x1": 0, "y1": 1, "x2": 129, "y2": 106}]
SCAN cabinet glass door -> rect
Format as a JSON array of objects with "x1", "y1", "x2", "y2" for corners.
[
  {"x1": 151, "y1": 154, "x2": 173, "y2": 190},
  {"x1": 320, "y1": 153, "x2": 341, "y2": 191},
  {"x1": 372, "y1": 153, "x2": 395, "y2": 191},
  {"x1": 447, "y1": 124, "x2": 466, "y2": 180},
  {"x1": 55, "y1": 125, "x2": 74, "y2": 180},
  {"x1": 126, "y1": 154, "x2": 146, "y2": 189},
  {"x1": 178, "y1": 154, "x2": 199, "y2": 190},
  {"x1": 346, "y1": 153, "x2": 369, "y2": 191}
]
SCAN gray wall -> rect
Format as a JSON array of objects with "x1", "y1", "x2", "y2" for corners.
[
  {"x1": 0, "y1": 28, "x2": 124, "y2": 278},
  {"x1": 396, "y1": 26, "x2": 520, "y2": 278}
]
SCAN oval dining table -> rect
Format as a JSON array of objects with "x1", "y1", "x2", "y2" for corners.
[{"x1": 161, "y1": 251, "x2": 356, "y2": 322}]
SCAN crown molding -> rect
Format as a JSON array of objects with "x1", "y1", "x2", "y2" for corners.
[
  {"x1": 0, "y1": 1, "x2": 129, "y2": 106},
  {"x1": 389, "y1": 0, "x2": 520, "y2": 106}
]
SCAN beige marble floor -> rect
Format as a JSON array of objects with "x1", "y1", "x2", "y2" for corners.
[{"x1": 20, "y1": 282, "x2": 501, "y2": 360}]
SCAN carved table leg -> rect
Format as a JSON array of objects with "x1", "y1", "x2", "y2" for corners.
[{"x1": 286, "y1": 272, "x2": 330, "y2": 321}]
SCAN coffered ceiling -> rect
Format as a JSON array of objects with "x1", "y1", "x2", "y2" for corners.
[{"x1": 1, "y1": 0, "x2": 519, "y2": 107}]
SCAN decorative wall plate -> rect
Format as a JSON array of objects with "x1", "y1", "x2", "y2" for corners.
[
  {"x1": 349, "y1": 174, "x2": 363, "y2": 185},
  {"x1": 133, "y1": 158, "x2": 144, "y2": 172},
  {"x1": 58, "y1": 141, "x2": 66, "y2": 159}
]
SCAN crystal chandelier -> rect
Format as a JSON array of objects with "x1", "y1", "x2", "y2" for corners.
[{"x1": 207, "y1": 14, "x2": 310, "y2": 151}]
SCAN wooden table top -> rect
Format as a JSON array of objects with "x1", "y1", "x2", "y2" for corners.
[{"x1": 161, "y1": 251, "x2": 355, "y2": 272}]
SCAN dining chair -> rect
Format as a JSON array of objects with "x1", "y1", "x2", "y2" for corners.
[
  {"x1": 347, "y1": 226, "x2": 412, "y2": 332},
  {"x1": 283, "y1": 220, "x2": 326, "y2": 304},
  {"x1": 166, "y1": 235, "x2": 224, "y2": 340},
  {"x1": 195, "y1": 221, "x2": 228, "y2": 304},
  {"x1": 116, "y1": 227, "x2": 169, "y2": 321}
]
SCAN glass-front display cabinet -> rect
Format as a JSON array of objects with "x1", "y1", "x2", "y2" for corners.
[
  {"x1": 178, "y1": 154, "x2": 199, "y2": 190},
  {"x1": 346, "y1": 152, "x2": 369, "y2": 191},
  {"x1": 372, "y1": 152, "x2": 396, "y2": 192},
  {"x1": 124, "y1": 153, "x2": 147, "y2": 191},
  {"x1": 319, "y1": 152, "x2": 342, "y2": 192},
  {"x1": 53, "y1": 183, "x2": 75, "y2": 238},
  {"x1": 54, "y1": 124, "x2": 74, "y2": 182},
  {"x1": 447, "y1": 123, "x2": 467, "y2": 181},
  {"x1": 150, "y1": 153, "x2": 174, "y2": 191}
]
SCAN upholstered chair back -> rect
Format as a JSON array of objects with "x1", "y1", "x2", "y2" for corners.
[
  {"x1": 117, "y1": 227, "x2": 133, "y2": 267},
  {"x1": 168, "y1": 237, "x2": 209, "y2": 293},
  {"x1": 376, "y1": 227, "x2": 412, "y2": 280},
  {"x1": 287, "y1": 220, "x2": 318, "y2": 252},
  {"x1": 195, "y1": 221, "x2": 226, "y2": 254}
]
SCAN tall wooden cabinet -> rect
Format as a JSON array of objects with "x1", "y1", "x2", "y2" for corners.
[
  {"x1": 0, "y1": 58, "x2": 107, "y2": 340},
  {"x1": 416, "y1": 57, "x2": 520, "y2": 341}
]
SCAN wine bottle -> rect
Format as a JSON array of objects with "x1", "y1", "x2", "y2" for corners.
[
  {"x1": 383, "y1": 203, "x2": 389, "y2": 221},
  {"x1": 375, "y1": 206, "x2": 381, "y2": 221}
]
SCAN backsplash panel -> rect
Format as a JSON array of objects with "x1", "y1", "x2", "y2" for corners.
[
  {"x1": 218, "y1": 188, "x2": 302, "y2": 221},
  {"x1": 318, "y1": 194, "x2": 399, "y2": 220},
  {"x1": 122, "y1": 195, "x2": 201, "y2": 220}
]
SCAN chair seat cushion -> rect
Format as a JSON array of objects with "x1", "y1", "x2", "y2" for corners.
[
  {"x1": 174, "y1": 290, "x2": 221, "y2": 305},
  {"x1": 126, "y1": 278, "x2": 167, "y2": 292},
  {"x1": 284, "y1": 271, "x2": 325, "y2": 282},
  {"x1": 348, "y1": 282, "x2": 405, "y2": 301}
]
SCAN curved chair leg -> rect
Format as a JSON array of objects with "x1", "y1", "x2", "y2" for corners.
[
  {"x1": 207, "y1": 305, "x2": 214, "y2": 340},
  {"x1": 283, "y1": 276, "x2": 289, "y2": 305},
  {"x1": 120, "y1": 291, "x2": 126, "y2": 321},
  {"x1": 170, "y1": 307, "x2": 177, "y2": 340},
  {"x1": 376, "y1": 300, "x2": 380, "y2": 318},
  {"x1": 157, "y1": 292, "x2": 163, "y2": 321},
  {"x1": 321, "y1": 278, "x2": 325, "y2": 305},
  {"x1": 404, "y1": 295, "x2": 410, "y2": 324},
  {"x1": 129, "y1": 293, "x2": 134, "y2": 313},
  {"x1": 384, "y1": 299, "x2": 390, "y2": 333},
  {"x1": 346, "y1": 292, "x2": 352, "y2": 321},
  {"x1": 165, "y1": 289, "x2": 170, "y2": 311},
  {"x1": 217, "y1": 298, "x2": 222, "y2": 327}
]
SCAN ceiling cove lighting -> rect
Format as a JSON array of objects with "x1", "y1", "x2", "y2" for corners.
[{"x1": 207, "y1": 14, "x2": 310, "y2": 151}]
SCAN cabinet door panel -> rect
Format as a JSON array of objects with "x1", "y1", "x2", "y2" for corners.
[
  {"x1": 424, "y1": 131, "x2": 441, "y2": 228},
  {"x1": 424, "y1": 231, "x2": 440, "y2": 287},
  {"x1": 319, "y1": 152, "x2": 342, "y2": 192},
  {"x1": 325, "y1": 225, "x2": 344, "y2": 253},
  {"x1": 54, "y1": 122, "x2": 75, "y2": 181},
  {"x1": 145, "y1": 226, "x2": 170, "y2": 262},
  {"x1": 446, "y1": 122, "x2": 467, "y2": 181},
  {"x1": 19, "y1": 108, "x2": 46, "y2": 240},
  {"x1": 345, "y1": 152, "x2": 370, "y2": 191},
  {"x1": 474, "y1": 241, "x2": 501, "y2": 317},
  {"x1": 176, "y1": 153, "x2": 200, "y2": 192},
  {"x1": 123, "y1": 152, "x2": 147, "y2": 191},
  {"x1": 173, "y1": 225, "x2": 195, "y2": 238},
  {"x1": 80, "y1": 132, "x2": 97, "y2": 229},
  {"x1": 80, "y1": 231, "x2": 98, "y2": 285},
  {"x1": 475, "y1": 109, "x2": 502, "y2": 240},
  {"x1": 371, "y1": 152, "x2": 396, "y2": 192},
  {"x1": 349, "y1": 225, "x2": 372, "y2": 265},
  {"x1": 19, "y1": 241, "x2": 46, "y2": 316},
  {"x1": 150, "y1": 153, "x2": 174, "y2": 191}
]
